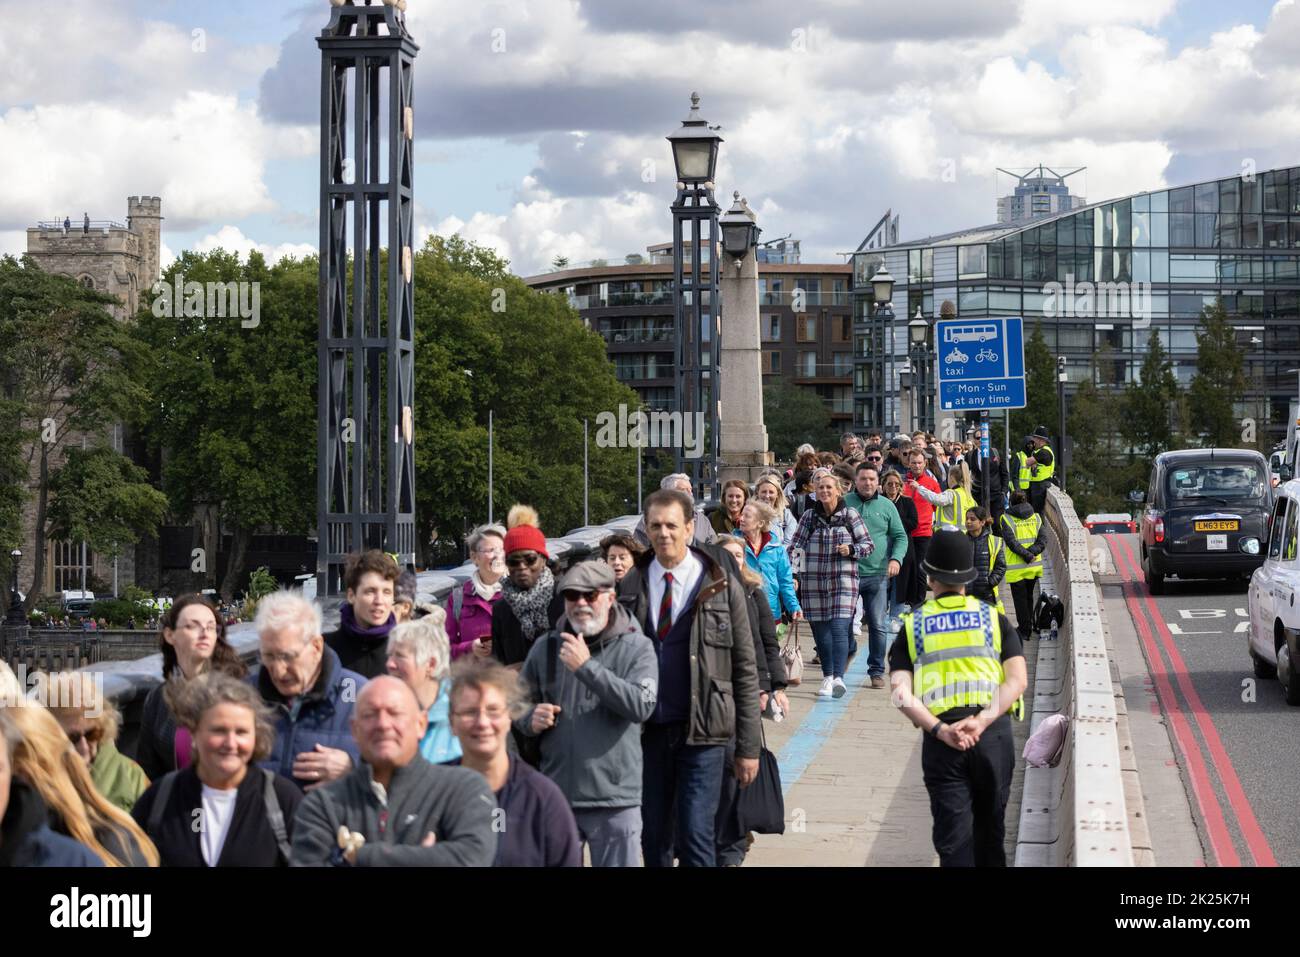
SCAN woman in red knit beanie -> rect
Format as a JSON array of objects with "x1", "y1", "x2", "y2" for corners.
[{"x1": 492, "y1": 505, "x2": 563, "y2": 669}]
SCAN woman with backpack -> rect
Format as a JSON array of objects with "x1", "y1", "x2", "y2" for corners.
[
  {"x1": 132, "y1": 673, "x2": 301, "y2": 867},
  {"x1": 446, "y1": 523, "x2": 507, "y2": 661}
]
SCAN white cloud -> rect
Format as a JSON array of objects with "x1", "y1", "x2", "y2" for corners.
[{"x1": 192, "y1": 225, "x2": 315, "y2": 266}]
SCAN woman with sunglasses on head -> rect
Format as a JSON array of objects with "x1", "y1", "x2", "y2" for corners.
[
  {"x1": 753, "y1": 472, "x2": 798, "y2": 545},
  {"x1": 134, "y1": 594, "x2": 248, "y2": 782},
  {"x1": 492, "y1": 505, "x2": 564, "y2": 670},
  {"x1": 46, "y1": 671, "x2": 150, "y2": 814}
]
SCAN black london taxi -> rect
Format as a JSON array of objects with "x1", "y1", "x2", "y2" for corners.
[{"x1": 1139, "y1": 448, "x2": 1272, "y2": 594}]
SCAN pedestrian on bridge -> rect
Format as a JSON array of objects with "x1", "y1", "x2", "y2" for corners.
[
  {"x1": 1000, "y1": 492, "x2": 1046, "y2": 642},
  {"x1": 323, "y1": 550, "x2": 400, "y2": 680},
  {"x1": 889, "y1": 529, "x2": 1027, "y2": 867},
  {"x1": 1026, "y1": 427, "x2": 1056, "y2": 514},
  {"x1": 787, "y1": 471, "x2": 874, "y2": 699}
]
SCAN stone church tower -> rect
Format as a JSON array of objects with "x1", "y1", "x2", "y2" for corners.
[{"x1": 20, "y1": 198, "x2": 164, "y2": 599}]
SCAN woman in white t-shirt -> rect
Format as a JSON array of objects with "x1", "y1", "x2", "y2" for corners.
[{"x1": 132, "y1": 673, "x2": 301, "y2": 867}]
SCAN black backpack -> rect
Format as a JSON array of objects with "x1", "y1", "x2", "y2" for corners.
[{"x1": 1034, "y1": 592, "x2": 1065, "y2": 632}]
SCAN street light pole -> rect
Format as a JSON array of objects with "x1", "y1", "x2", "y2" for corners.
[
  {"x1": 667, "y1": 93, "x2": 723, "y2": 502},
  {"x1": 869, "y1": 268, "x2": 896, "y2": 431},
  {"x1": 1057, "y1": 355, "x2": 1067, "y2": 493},
  {"x1": 6, "y1": 548, "x2": 24, "y2": 625},
  {"x1": 908, "y1": 308, "x2": 930, "y2": 435}
]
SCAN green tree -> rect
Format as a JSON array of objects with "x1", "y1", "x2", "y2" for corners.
[
  {"x1": 762, "y1": 377, "x2": 836, "y2": 457},
  {"x1": 1010, "y1": 322, "x2": 1059, "y2": 447},
  {"x1": 0, "y1": 255, "x2": 152, "y2": 609},
  {"x1": 1065, "y1": 346, "x2": 1143, "y2": 516},
  {"x1": 1123, "y1": 328, "x2": 1179, "y2": 460},
  {"x1": 412, "y1": 235, "x2": 639, "y2": 553},
  {"x1": 46, "y1": 445, "x2": 168, "y2": 561},
  {"x1": 1188, "y1": 299, "x2": 1246, "y2": 447},
  {"x1": 131, "y1": 249, "x2": 318, "y2": 599}
]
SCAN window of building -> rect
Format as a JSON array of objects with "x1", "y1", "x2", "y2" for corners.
[
  {"x1": 832, "y1": 315, "x2": 851, "y2": 343},
  {"x1": 762, "y1": 314, "x2": 781, "y2": 341},
  {"x1": 832, "y1": 353, "x2": 853, "y2": 376},
  {"x1": 78, "y1": 275, "x2": 95, "y2": 289},
  {"x1": 798, "y1": 351, "x2": 817, "y2": 377},
  {"x1": 764, "y1": 351, "x2": 781, "y2": 374},
  {"x1": 51, "y1": 541, "x2": 94, "y2": 594},
  {"x1": 958, "y1": 245, "x2": 987, "y2": 278},
  {"x1": 797, "y1": 315, "x2": 817, "y2": 342}
]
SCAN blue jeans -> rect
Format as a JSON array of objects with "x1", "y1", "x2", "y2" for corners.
[
  {"x1": 810, "y1": 618, "x2": 853, "y2": 679},
  {"x1": 641, "y1": 722, "x2": 726, "y2": 867},
  {"x1": 859, "y1": 575, "x2": 890, "y2": 678}
]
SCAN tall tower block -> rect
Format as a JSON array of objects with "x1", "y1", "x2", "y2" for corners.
[{"x1": 127, "y1": 195, "x2": 163, "y2": 289}]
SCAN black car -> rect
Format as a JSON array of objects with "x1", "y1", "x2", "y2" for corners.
[{"x1": 1139, "y1": 448, "x2": 1272, "y2": 594}]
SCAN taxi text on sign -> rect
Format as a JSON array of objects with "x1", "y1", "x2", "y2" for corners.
[{"x1": 935, "y1": 316, "x2": 1027, "y2": 411}]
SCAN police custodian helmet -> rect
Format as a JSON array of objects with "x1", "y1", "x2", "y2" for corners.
[{"x1": 921, "y1": 528, "x2": 978, "y2": 585}]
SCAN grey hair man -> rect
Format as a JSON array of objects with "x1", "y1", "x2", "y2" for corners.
[
  {"x1": 253, "y1": 590, "x2": 367, "y2": 790},
  {"x1": 633, "y1": 473, "x2": 716, "y2": 547},
  {"x1": 517, "y1": 560, "x2": 657, "y2": 867}
]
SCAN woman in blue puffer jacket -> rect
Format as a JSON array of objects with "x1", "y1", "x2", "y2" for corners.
[{"x1": 733, "y1": 500, "x2": 803, "y2": 623}]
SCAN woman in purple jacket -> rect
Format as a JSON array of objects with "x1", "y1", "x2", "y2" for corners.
[{"x1": 447, "y1": 524, "x2": 507, "y2": 660}]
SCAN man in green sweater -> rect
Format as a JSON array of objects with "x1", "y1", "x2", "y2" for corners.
[{"x1": 846, "y1": 462, "x2": 909, "y2": 689}]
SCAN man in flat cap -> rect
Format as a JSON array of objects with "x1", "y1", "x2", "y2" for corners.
[{"x1": 516, "y1": 560, "x2": 657, "y2": 867}]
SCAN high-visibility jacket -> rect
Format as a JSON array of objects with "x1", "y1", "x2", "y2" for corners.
[
  {"x1": 904, "y1": 593, "x2": 1008, "y2": 717},
  {"x1": 934, "y1": 486, "x2": 976, "y2": 529},
  {"x1": 984, "y1": 537, "x2": 1007, "y2": 615},
  {"x1": 1029, "y1": 444, "x2": 1055, "y2": 483},
  {"x1": 1014, "y1": 450, "x2": 1032, "y2": 491},
  {"x1": 1001, "y1": 512, "x2": 1044, "y2": 582}
]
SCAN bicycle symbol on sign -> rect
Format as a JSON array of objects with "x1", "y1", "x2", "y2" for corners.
[{"x1": 974, "y1": 347, "x2": 998, "y2": 363}]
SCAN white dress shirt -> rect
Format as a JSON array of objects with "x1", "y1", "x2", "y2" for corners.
[{"x1": 648, "y1": 550, "x2": 705, "y2": 634}]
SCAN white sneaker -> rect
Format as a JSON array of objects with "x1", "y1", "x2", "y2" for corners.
[
  {"x1": 832, "y1": 677, "x2": 847, "y2": 698},
  {"x1": 817, "y1": 677, "x2": 835, "y2": 698}
]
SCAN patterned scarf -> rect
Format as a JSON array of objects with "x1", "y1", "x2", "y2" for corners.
[
  {"x1": 470, "y1": 570, "x2": 503, "y2": 602},
  {"x1": 501, "y1": 565, "x2": 555, "y2": 643}
]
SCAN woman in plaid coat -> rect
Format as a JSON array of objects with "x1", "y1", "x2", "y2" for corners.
[{"x1": 787, "y1": 470, "x2": 874, "y2": 699}]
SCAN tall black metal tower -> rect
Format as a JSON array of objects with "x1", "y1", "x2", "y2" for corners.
[
  {"x1": 667, "y1": 94, "x2": 722, "y2": 500},
  {"x1": 317, "y1": 1, "x2": 418, "y2": 596}
]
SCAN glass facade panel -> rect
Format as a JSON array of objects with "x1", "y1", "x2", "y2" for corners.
[
  {"x1": 1195, "y1": 214, "x2": 1217, "y2": 248},
  {"x1": 958, "y1": 244, "x2": 987, "y2": 278},
  {"x1": 1170, "y1": 187, "x2": 1194, "y2": 213},
  {"x1": 1170, "y1": 213, "x2": 1195, "y2": 246},
  {"x1": 1242, "y1": 216, "x2": 1263, "y2": 248},
  {"x1": 1221, "y1": 177, "x2": 1240, "y2": 213},
  {"x1": 1132, "y1": 210, "x2": 1150, "y2": 246},
  {"x1": 1241, "y1": 176, "x2": 1262, "y2": 213},
  {"x1": 1152, "y1": 250, "x2": 1169, "y2": 282},
  {"x1": 1133, "y1": 193, "x2": 1150, "y2": 214},
  {"x1": 1264, "y1": 216, "x2": 1289, "y2": 249},
  {"x1": 1150, "y1": 190, "x2": 1169, "y2": 214},
  {"x1": 1195, "y1": 182, "x2": 1219, "y2": 213},
  {"x1": 922, "y1": 248, "x2": 934, "y2": 281},
  {"x1": 1151, "y1": 212, "x2": 1169, "y2": 246},
  {"x1": 1217, "y1": 214, "x2": 1240, "y2": 248},
  {"x1": 1264, "y1": 170, "x2": 1289, "y2": 213},
  {"x1": 958, "y1": 287, "x2": 987, "y2": 313},
  {"x1": 1075, "y1": 211, "x2": 1093, "y2": 247},
  {"x1": 1132, "y1": 249, "x2": 1151, "y2": 282},
  {"x1": 1116, "y1": 201, "x2": 1131, "y2": 247},
  {"x1": 1057, "y1": 216, "x2": 1075, "y2": 247}
]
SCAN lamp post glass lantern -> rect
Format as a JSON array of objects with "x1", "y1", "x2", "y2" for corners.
[
  {"x1": 870, "y1": 268, "x2": 895, "y2": 306},
  {"x1": 667, "y1": 93, "x2": 723, "y2": 498},
  {"x1": 719, "y1": 191, "x2": 760, "y2": 259}
]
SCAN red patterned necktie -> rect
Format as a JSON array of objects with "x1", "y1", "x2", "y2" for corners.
[{"x1": 657, "y1": 571, "x2": 674, "y2": 640}]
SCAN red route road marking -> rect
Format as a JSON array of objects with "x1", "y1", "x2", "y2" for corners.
[
  {"x1": 1108, "y1": 540, "x2": 1238, "y2": 866},
  {"x1": 1113, "y1": 536, "x2": 1278, "y2": 867}
]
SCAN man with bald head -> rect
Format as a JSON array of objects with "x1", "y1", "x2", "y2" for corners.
[{"x1": 291, "y1": 676, "x2": 498, "y2": 866}]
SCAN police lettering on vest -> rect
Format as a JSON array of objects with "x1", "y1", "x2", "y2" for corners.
[{"x1": 904, "y1": 595, "x2": 1005, "y2": 716}]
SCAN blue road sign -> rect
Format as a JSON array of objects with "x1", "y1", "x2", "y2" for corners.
[{"x1": 935, "y1": 316, "x2": 1026, "y2": 411}]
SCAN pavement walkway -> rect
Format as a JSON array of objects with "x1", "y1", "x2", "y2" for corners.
[{"x1": 747, "y1": 578, "x2": 1033, "y2": 867}]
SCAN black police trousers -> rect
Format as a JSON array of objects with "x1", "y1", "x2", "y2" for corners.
[{"x1": 921, "y1": 714, "x2": 1014, "y2": 867}]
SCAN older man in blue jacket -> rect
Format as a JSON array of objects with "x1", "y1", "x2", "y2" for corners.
[{"x1": 252, "y1": 590, "x2": 367, "y2": 790}]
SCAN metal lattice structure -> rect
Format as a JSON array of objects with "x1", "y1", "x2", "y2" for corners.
[
  {"x1": 671, "y1": 195, "x2": 721, "y2": 496},
  {"x1": 317, "y1": 1, "x2": 418, "y2": 596}
]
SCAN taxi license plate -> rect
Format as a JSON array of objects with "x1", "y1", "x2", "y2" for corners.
[
  {"x1": 1207, "y1": 534, "x2": 1227, "y2": 551},
  {"x1": 1194, "y1": 520, "x2": 1239, "y2": 532}
]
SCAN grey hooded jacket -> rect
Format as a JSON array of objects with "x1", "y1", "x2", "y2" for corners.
[{"x1": 514, "y1": 603, "x2": 658, "y2": 809}]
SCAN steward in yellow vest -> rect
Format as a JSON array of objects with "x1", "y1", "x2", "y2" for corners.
[
  {"x1": 888, "y1": 528, "x2": 1028, "y2": 868},
  {"x1": 965, "y1": 507, "x2": 1006, "y2": 614},
  {"x1": 1000, "y1": 491, "x2": 1047, "y2": 643}
]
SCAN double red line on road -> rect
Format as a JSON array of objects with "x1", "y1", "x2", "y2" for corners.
[{"x1": 1107, "y1": 535, "x2": 1276, "y2": 867}]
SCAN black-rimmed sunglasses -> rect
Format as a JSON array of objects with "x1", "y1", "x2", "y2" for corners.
[{"x1": 505, "y1": 553, "x2": 542, "y2": 568}]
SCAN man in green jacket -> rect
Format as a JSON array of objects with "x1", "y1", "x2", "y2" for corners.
[{"x1": 846, "y1": 462, "x2": 909, "y2": 689}]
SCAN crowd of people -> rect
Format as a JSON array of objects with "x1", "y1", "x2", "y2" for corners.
[{"x1": 0, "y1": 425, "x2": 1057, "y2": 868}]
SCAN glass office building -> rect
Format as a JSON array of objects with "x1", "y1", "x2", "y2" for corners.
[{"x1": 853, "y1": 165, "x2": 1300, "y2": 444}]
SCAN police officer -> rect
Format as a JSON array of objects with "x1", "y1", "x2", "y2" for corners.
[
  {"x1": 1026, "y1": 426, "x2": 1056, "y2": 513},
  {"x1": 888, "y1": 528, "x2": 1027, "y2": 867}
]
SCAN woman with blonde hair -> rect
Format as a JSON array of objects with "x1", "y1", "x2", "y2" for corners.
[
  {"x1": 46, "y1": 671, "x2": 150, "y2": 813},
  {"x1": 753, "y1": 471, "x2": 798, "y2": 544},
  {"x1": 5, "y1": 703, "x2": 159, "y2": 866},
  {"x1": 387, "y1": 610, "x2": 462, "y2": 764},
  {"x1": 912, "y1": 459, "x2": 975, "y2": 531}
]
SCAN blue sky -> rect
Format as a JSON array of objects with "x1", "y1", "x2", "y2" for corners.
[{"x1": 2, "y1": 0, "x2": 1298, "y2": 274}]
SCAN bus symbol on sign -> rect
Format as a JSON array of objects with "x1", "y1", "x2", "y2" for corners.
[{"x1": 944, "y1": 323, "x2": 997, "y2": 344}]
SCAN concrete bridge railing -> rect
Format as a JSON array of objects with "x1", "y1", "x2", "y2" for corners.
[{"x1": 1015, "y1": 487, "x2": 1141, "y2": 866}]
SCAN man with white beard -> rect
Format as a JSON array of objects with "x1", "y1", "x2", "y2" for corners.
[{"x1": 515, "y1": 561, "x2": 657, "y2": 866}]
